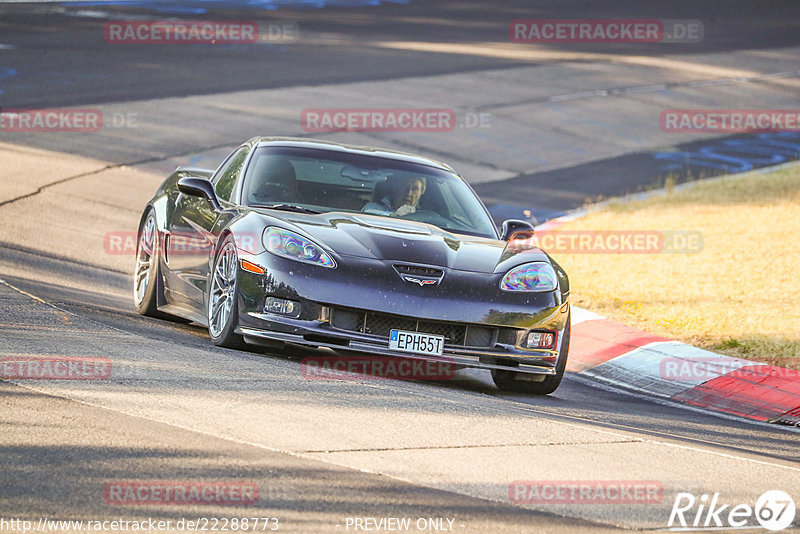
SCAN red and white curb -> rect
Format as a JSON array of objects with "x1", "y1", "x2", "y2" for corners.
[{"x1": 568, "y1": 307, "x2": 800, "y2": 426}]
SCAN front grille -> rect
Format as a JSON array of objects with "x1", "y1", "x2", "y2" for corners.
[
  {"x1": 365, "y1": 313, "x2": 419, "y2": 338},
  {"x1": 330, "y1": 308, "x2": 500, "y2": 348}
]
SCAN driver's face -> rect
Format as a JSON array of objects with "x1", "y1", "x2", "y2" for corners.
[{"x1": 392, "y1": 178, "x2": 424, "y2": 208}]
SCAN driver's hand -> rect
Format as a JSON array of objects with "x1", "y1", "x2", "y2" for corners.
[{"x1": 392, "y1": 204, "x2": 416, "y2": 217}]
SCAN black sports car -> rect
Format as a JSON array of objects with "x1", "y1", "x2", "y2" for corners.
[{"x1": 134, "y1": 137, "x2": 570, "y2": 394}]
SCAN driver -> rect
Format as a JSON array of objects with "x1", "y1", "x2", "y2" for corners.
[{"x1": 362, "y1": 175, "x2": 426, "y2": 217}]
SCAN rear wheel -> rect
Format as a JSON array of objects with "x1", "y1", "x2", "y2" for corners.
[
  {"x1": 208, "y1": 235, "x2": 246, "y2": 349},
  {"x1": 492, "y1": 316, "x2": 571, "y2": 395}
]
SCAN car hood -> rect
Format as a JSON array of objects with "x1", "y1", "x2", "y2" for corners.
[{"x1": 263, "y1": 211, "x2": 549, "y2": 274}]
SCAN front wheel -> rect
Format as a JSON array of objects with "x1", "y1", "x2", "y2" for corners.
[
  {"x1": 207, "y1": 235, "x2": 246, "y2": 349},
  {"x1": 492, "y1": 315, "x2": 571, "y2": 395},
  {"x1": 134, "y1": 211, "x2": 165, "y2": 317}
]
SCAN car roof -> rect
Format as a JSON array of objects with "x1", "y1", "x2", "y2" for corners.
[{"x1": 250, "y1": 137, "x2": 456, "y2": 174}]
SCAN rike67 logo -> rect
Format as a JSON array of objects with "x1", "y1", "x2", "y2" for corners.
[{"x1": 668, "y1": 490, "x2": 796, "y2": 531}]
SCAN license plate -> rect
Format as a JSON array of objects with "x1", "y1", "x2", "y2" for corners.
[{"x1": 389, "y1": 329, "x2": 445, "y2": 356}]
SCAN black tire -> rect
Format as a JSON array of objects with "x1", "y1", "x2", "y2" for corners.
[
  {"x1": 133, "y1": 211, "x2": 166, "y2": 317},
  {"x1": 207, "y1": 235, "x2": 247, "y2": 349},
  {"x1": 492, "y1": 315, "x2": 571, "y2": 395}
]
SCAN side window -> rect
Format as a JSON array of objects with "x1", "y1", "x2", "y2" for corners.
[{"x1": 213, "y1": 147, "x2": 249, "y2": 203}]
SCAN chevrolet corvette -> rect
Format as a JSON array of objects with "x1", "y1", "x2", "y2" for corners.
[{"x1": 134, "y1": 137, "x2": 570, "y2": 394}]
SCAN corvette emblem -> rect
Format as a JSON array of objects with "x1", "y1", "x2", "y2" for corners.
[{"x1": 403, "y1": 276, "x2": 438, "y2": 286}]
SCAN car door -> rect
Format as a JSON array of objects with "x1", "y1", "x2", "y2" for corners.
[{"x1": 165, "y1": 146, "x2": 250, "y2": 310}]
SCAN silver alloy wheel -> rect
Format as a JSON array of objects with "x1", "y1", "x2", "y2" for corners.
[
  {"x1": 208, "y1": 239, "x2": 238, "y2": 338},
  {"x1": 134, "y1": 214, "x2": 157, "y2": 306}
]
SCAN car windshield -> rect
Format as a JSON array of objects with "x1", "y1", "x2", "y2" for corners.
[{"x1": 242, "y1": 146, "x2": 498, "y2": 238}]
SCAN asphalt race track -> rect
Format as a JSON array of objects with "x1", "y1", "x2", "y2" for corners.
[{"x1": 1, "y1": 1, "x2": 799, "y2": 532}]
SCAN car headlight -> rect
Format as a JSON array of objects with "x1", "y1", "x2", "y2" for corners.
[
  {"x1": 500, "y1": 262, "x2": 557, "y2": 292},
  {"x1": 264, "y1": 227, "x2": 336, "y2": 268}
]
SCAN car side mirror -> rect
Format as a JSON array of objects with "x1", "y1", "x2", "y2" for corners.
[
  {"x1": 500, "y1": 219, "x2": 535, "y2": 241},
  {"x1": 177, "y1": 176, "x2": 223, "y2": 212}
]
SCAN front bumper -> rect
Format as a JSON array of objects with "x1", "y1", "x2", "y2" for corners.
[
  {"x1": 236, "y1": 305, "x2": 567, "y2": 375},
  {"x1": 234, "y1": 250, "x2": 569, "y2": 375},
  {"x1": 238, "y1": 325, "x2": 558, "y2": 375}
]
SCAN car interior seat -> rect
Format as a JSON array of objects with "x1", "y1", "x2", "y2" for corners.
[{"x1": 248, "y1": 157, "x2": 300, "y2": 204}]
